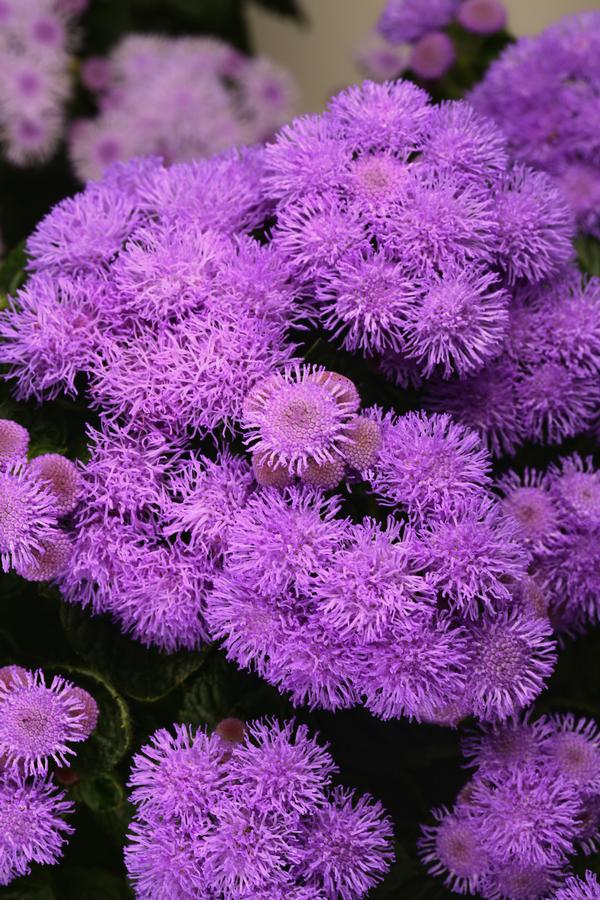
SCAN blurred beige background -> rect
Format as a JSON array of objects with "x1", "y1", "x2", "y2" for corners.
[{"x1": 249, "y1": 0, "x2": 600, "y2": 113}]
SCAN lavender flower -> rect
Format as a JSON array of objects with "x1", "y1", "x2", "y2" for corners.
[
  {"x1": 496, "y1": 468, "x2": 561, "y2": 551},
  {"x1": 457, "y1": 0, "x2": 507, "y2": 34},
  {"x1": 409, "y1": 32, "x2": 456, "y2": 81},
  {"x1": 70, "y1": 35, "x2": 296, "y2": 181},
  {"x1": 16, "y1": 530, "x2": 73, "y2": 583},
  {"x1": 29, "y1": 453, "x2": 81, "y2": 516},
  {"x1": 0, "y1": 668, "x2": 92, "y2": 774},
  {"x1": 0, "y1": 464, "x2": 57, "y2": 573},
  {"x1": 552, "y1": 872, "x2": 600, "y2": 899},
  {"x1": 125, "y1": 719, "x2": 394, "y2": 899},
  {"x1": 0, "y1": 771, "x2": 74, "y2": 886},
  {"x1": 378, "y1": 0, "x2": 460, "y2": 44},
  {"x1": 421, "y1": 711, "x2": 600, "y2": 896},
  {"x1": 0, "y1": 419, "x2": 29, "y2": 469},
  {"x1": 471, "y1": 11, "x2": 600, "y2": 235}
]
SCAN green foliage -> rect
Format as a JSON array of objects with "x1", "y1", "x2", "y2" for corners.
[{"x1": 576, "y1": 234, "x2": 600, "y2": 278}]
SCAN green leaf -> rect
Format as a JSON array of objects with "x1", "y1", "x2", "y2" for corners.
[
  {"x1": 0, "y1": 240, "x2": 27, "y2": 307},
  {"x1": 46, "y1": 665, "x2": 132, "y2": 775},
  {"x1": 0, "y1": 870, "x2": 56, "y2": 900},
  {"x1": 60, "y1": 603, "x2": 206, "y2": 702},
  {"x1": 77, "y1": 772, "x2": 127, "y2": 813},
  {"x1": 576, "y1": 234, "x2": 600, "y2": 277},
  {"x1": 250, "y1": 0, "x2": 305, "y2": 20}
]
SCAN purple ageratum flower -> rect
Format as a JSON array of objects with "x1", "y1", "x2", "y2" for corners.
[
  {"x1": 128, "y1": 724, "x2": 227, "y2": 821},
  {"x1": 457, "y1": 0, "x2": 507, "y2": 35},
  {"x1": 470, "y1": 12, "x2": 600, "y2": 235},
  {"x1": 470, "y1": 766, "x2": 581, "y2": 867},
  {"x1": 360, "y1": 615, "x2": 471, "y2": 721},
  {"x1": 90, "y1": 308, "x2": 298, "y2": 437},
  {"x1": 538, "y1": 527, "x2": 600, "y2": 633},
  {"x1": 0, "y1": 668, "x2": 89, "y2": 774},
  {"x1": 26, "y1": 182, "x2": 141, "y2": 273},
  {"x1": 409, "y1": 32, "x2": 455, "y2": 81},
  {"x1": 368, "y1": 410, "x2": 492, "y2": 522},
  {"x1": 496, "y1": 467, "x2": 561, "y2": 551},
  {"x1": 296, "y1": 787, "x2": 394, "y2": 899},
  {"x1": 0, "y1": 464, "x2": 58, "y2": 573},
  {"x1": 466, "y1": 609, "x2": 557, "y2": 720},
  {"x1": 315, "y1": 518, "x2": 437, "y2": 642},
  {"x1": 16, "y1": 530, "x2": 73, "y2": 583},
  {"x1": 325, "y1": 79, "x2": 431, "y2": 155},
  {"x1": 164, "y1": 449, "x2": 253, "y2": 559},
  {"x1": 62, "y1": 686, "x2": 98, "y2": 740},
  {"x1": 210, "y1": 485, "x2": 349, "y2": 604},
  {"x1": 316, "y1": 251, "x2": 416, "y2": 356},
  {"x1": 549, "y1": 454, "x2": 600, "y2": 529},
  {"x1": 401, "y1": 263, "x2": 509, "y2": 378},
  {"x1": 461, "y1": 713, "x2": 554, "y2": 774},
  {"x1": 418, "y1": 806, "x2": 489, "y2": 894},
  {"x1": 480, "y1": 863, "x2": 563, "y2": 900},
  {"x1": 29, "y1": 453, "x2": 80, "y2": 517},
  {"x1": 378, "y1": 0, "x2": 460, "y2": 44},
  {"x1": 414, "y1": 496, "x2": 530, "y2": 617},
  {"x1": 242, "y1": 365, "x2": 359, "y2": 477},
  {"x1": 225, "y1": 719, "x2": 338, "y2": 817},
  {"x1": 139, "y1": 146, "x2": 270, "y2": 236},
  {"x1": 515, "y1": 360, "x2": 600, "y2": 446},
  {"x1": 496, "y1": 164, "x2": 574, "y2": 284},
  {"x1": 544, "y1": 715, "x2": 600, "y2": 794},
  {"x1": 0, "y1": 771, "x2": 74, "y2": 886},
  {"x1": 552, "y1": 872, "x2": 600, "y2": 899},
  {"x1": 125, "y1": 817, "x2": 207, "y2": 899},
  {"x1": 0, "y1": 419, "x2": 29, "y2": 469},
  {"x1": 420, "y1": 100, "x2": 508, "y2": 184}
]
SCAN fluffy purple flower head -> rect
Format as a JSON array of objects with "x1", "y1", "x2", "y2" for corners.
[
  {"x1": 496, "y1": 468, "x2": 561, "y2": 551},
  {"x1": 420, "y1": 100, "x2": 509, "y2": 182},
  {"x1": 545, "y1": 715, "x2": 600, "y2": 794},
  {"x1": 549, "y1": 454, "x2": 600, "y2": 529},
  {"x1": 164, "y1": 449, "x2": 253, "y2": 558},
  {"x1": 470, "y1": 766, "x2": 581, "y2": 867},
  {"x1": 401, "y1": 264, "x2": 509, "y2": 378},
  {"x1": 0, "y1": 272, "x2": 109, "y2": 401},
  {"x1": 409, "y1": 32, "x2": 455, "y2": 80},
  {"x1": 497, "y1": 164, "x2": 574, "y2": 284},
  {"x1": 296, "y1": 787, "x2": 394, "y2": 900},
  {"x1": 424, "y1": 360, "x2": 524, "y2": 457},
  {"x1": 0, "y1": 419, "x2": 29, "y2": 469},
  {"x1": 128, "y1": 723, "x2": 227, "y2": 821},
  {"x1": 552, "y1": 872, "x2": 600, "y2": 899},
  {"x1": 470, "y1": 12, "x2": 600, "y2": 235},
  {"x1": 0, "y1": 464, "x2": 58, "y2": 573},
  {"x1": 461, "y1": 713, "x2": 554, "y2": 775},
  {"x1": 465, "y1": 609, "x2": 557, "y2": 720},
  {"x1": 361, "y1": 615, "x2": 471, "y2": 722},
  {"x1": 225, "y1": 719, "x2": 338, "y2": 817},
  {"x1": 457, "y1": 0, "x2": 507, "y2": 35},
  {"x1": 414, "y1": 496, "x2": 530, "y2": 617},
  {"x1": 242, "y1": 365, "x2": 359, "y2": 478},
  {"x1": 515, "y1": 361, "x2": 600, "y2": 446},
  {"x1": 481, "y1": 863, "x2": 563, "y2": 900},
  {"x1": 0, "y1": 668, "x2": 90, "y2": 774},
  {"x1": 369, "y1": 410, "x2": 492, "y2": 522},
  {"x1": 418, "y1": 806, "x2": 488, "y2": 894},
  {"x1": 315, "y1": 518, "x2": 437, "y2": 641},
  {"x1": 539, "y1": 527, "x2": 600, "y2": 633},
  {"x1": 0, "y1": 771, "x2": 74, "y2": 886},
  {"x1": 378, "y1": 0, "x2": 460, "y2": 44},
  {"x1": 125, "y1": 817, "x2": 207, "y2": 899},
  {"x1": 316, "y1": 251, "x2": 414, "y2": 356},
  {"x1": 29, "y1": 453, "x2": 81, "y2": 517}
]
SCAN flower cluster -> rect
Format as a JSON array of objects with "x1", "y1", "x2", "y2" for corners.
[
  {"x1": 242, "y1": 366, "x2": 380, "y2": 489},
  {"x1": 497, "y1": 453, "x2": 600, "y2": 636},
  {"x1": 425, "y1": 270, "x2": 600, "y2": 455},
  {"x1": 0, "y1": 0, "x2": 86, "y2": 165},
  {"x1": 471, "y1": 11, "x2": 600, "y2": 236},
  {"x1": 0, "y1": 664, "x2": 97, "y2": 885},
  {"x1": 209, "y1": 408, "x2": 555, "y2": 722},
  {"x1": 125, "y1": 718, "x2": 394, "y2": 899},
  {"x1": 265, "y1": 79, "x2": 573, "y2": 380},
  {"x1": 70, "y1": 35, "x2": 296, "y2": 182},
  {"x1": 0, "y1": 150, "x2": 301, "y2": 434},
  {"x1": 0, "y1": 418, "x2": 79, "y2": 581},
  {"x1": 363, "y1": 0, "x2": 507, "y2": 83},
  {"x1": 59, "y1": 421, "x2": 254, "y2": 651},
  {"x1": 419, "y1": 711, "x2": 600, "y2": 898}
]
